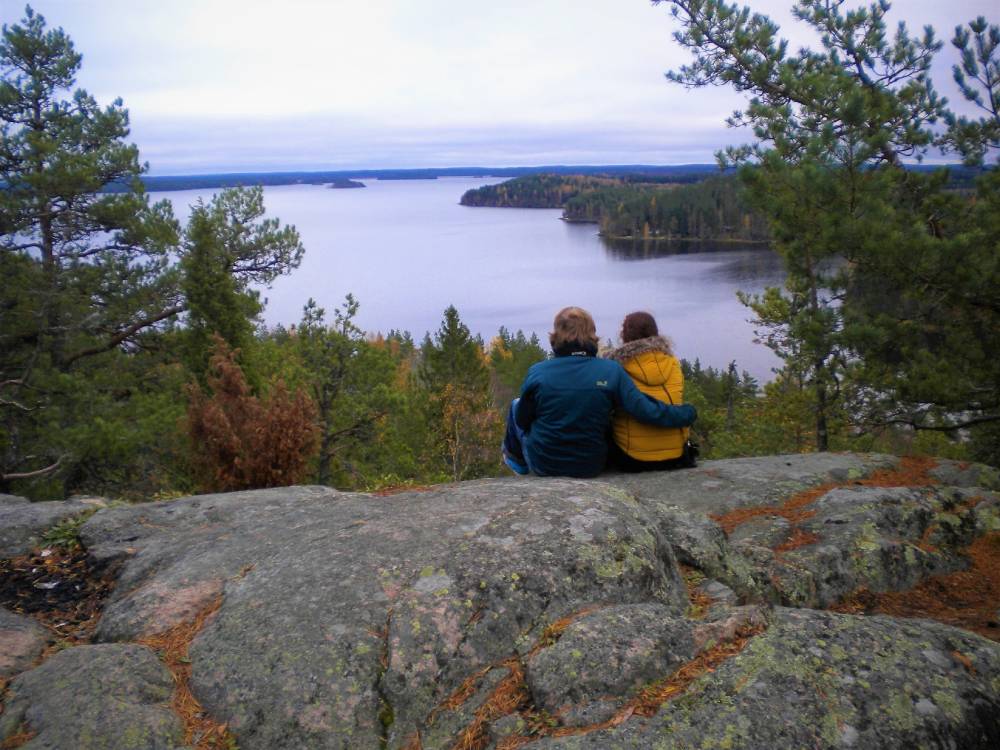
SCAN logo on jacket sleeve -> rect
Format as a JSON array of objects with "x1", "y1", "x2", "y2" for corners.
[{"x1": 595, "y1": 380, "x2": 608, "y2": 387}]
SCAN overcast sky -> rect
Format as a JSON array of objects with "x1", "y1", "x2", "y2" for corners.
[{"x1": 5, "y1": 0, "x2": 996, "y2": 174}]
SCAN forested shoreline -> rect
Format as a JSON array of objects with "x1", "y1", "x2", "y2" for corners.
[
  {"x1": 461, "y1": 167, "x2": 985, "y2": 242},
  {"x1": 466, "y1": 173, "x2": 771, "y2": 241}
]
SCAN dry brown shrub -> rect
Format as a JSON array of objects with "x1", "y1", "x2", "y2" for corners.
[{"x1": 186, "y1": 337, "x2": 320, "y2": 491}]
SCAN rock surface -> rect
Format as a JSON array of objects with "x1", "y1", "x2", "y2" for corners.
[
  {"x1": 0, "y1": 499, "x2": 92, "y2": 558},
  {"x1": 0, "y1": 608, "x2": 48, "y2": 679},
  {"x1": 0, "y1": 644, "x2": 184, "y2": 749},
  {"x1": 529, "y1": 608, "x2": 1000, "y2": 749},
  {"x1": 1, "y1": 453, "x2": 998, "y2": 750},
  {"x1": 525, "y1": 604, "x2": 695, "y2": 726}
]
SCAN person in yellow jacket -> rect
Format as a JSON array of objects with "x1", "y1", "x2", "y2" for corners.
[{"x1": 604, "y1": 311, "x2": 696, "y2": 471}]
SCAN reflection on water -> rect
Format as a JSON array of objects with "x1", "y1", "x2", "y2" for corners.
[
  {"x1": 602, "y1": 236, "x2": 769, "y2": 261},
  {"x1": 157, "y1": 180, "x2": 787, "y2": 382},
  {"x1": 601, "y1": 237, "x2": 785, "y2": 285}
]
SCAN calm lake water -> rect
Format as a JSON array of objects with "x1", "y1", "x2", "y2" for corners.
[{"x1": 157, "y1": 177, "x2": 785, "y2": 381}]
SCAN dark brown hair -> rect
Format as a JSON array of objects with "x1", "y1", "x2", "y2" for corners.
[{"x1": 621, "y1": 311, "x2": 658, "y2": 343}]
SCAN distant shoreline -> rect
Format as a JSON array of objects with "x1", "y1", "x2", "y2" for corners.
[
  {"x1": 121, "y1": 164, "x2": 723, "y2": 193},
  {"x1": 112, "y1": 162, "x2": 982, "y2": 194}
]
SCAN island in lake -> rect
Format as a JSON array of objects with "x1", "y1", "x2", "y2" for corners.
[{"x1": 328, "y1": 178, "x2": 365, "y2": 189}]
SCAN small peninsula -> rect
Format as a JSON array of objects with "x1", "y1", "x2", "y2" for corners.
[{"x1": 461, "y1": 173, "x2": 771, "y2": 242}]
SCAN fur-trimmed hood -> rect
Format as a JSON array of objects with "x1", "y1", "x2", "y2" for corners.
[{"x1": 604, "y1": 335, "x2": 674, "y2": 363}]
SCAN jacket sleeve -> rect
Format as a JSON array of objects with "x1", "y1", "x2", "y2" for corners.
[
  {"x1": 614, "y1": 366, "x2": 696, "y2": 427},
  {"x1": 516, "y1": 372, "x2": 538, "y2": 431}
]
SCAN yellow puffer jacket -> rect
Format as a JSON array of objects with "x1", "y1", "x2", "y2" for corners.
[{"x1": 607, "y1": 336, "x2": 687, "y2": 460}]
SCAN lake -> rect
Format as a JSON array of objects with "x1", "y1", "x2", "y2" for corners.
[{"x1": 157, "y1": 177, "x2": 785, "y2": 382}]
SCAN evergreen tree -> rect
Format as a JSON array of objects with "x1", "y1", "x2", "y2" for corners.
[
  {"x1": 489, "y1": 327, "x2": 546, "y2": 402},
  {"x1": 295, "y1": 296, "x2": 399, "y2": 486},
  {"x1": 420, "y1": 306, "x2": 499, "y2": 480},
  {"x1": 0, "y1": 7, "x2": 179, "y2": 489},
  {"x1": 179, "y1": 186, "x2": 303, "y2": 382},
  {"x1": 0, "y1": 7, "x2": 182, "y2": 368},
  {"x1": 661, "y1": 1, "x2": 1000, "y2": 452},
  {"x1": 0, "y1": 8, "x2": 306, "y2": 495},
  {"x1": 421, "y1": 305, "x2": 489, "y2": 394},
  {"x1": 180, "y1": 204, "x2": 256, "y2": 379}
]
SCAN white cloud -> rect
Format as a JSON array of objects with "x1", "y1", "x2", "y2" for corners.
[{"x1": 8, "y1": 0, "x2": 997, "y2": 171}]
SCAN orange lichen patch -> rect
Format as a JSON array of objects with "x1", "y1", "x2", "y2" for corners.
[
  {"x1": 952, "y1": 650, "x2": 976, "y2": 674},
  {"x1": 138, "y1": 597, "x2": 236, "y2": 749},
  {"x1": 496, "y1": 735, "x2": 535, "y2": 750},
  {"x1": 773, "y1": 528, "x2": 821, "y2": 555},
  {"x1": 832, "y1": 589, "x2": 884, "y2": 613},
  {"x1": 862, "y1": 455, "x2": 939, "y2": 488},
  {"x1": 961, "y1": 495, "x2": 986, "y2": 510},
  {"x1": 831, "y1": 532, "x2": 1000, "y2": 642},
  {"x1": 916, "y1": 522, "x2": 941, "y2": 554},
  {"x1": 686, "y1": 588, "x2": 714, "y2": 620}
]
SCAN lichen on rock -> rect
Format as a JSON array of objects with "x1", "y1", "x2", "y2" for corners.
[{"x1": 1, "y1": 453, "x2": 998, "y2": 749}]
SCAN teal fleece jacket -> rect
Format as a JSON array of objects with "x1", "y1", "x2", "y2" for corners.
[{"x1": 515, "y1": 353, "x2": 696, "y2": 477}]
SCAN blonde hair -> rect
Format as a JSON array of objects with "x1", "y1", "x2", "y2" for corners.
[{"x1": 549, "y1": 306, "x2": 599, "y2": 350}]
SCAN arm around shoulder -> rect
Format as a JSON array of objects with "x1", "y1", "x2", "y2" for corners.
[{"x1": 614, "y1": 365, "x2": 697, "y2": 428}]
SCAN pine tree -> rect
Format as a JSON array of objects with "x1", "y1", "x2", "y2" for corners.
[
  {"x1": 0, "y1": 7, "x2": 179, "y2": 488},
  {"x1": 180, "y1": 204, "x2": 257, "y2": 380},
  {"x1": 179, "y1": 186, "x2": 304, "y2": 382},
  {"x1": 0, "y1": 8, "x2": 306, "y2": 494},
  {"x1": 421, "y1": 306, "x2": 499, "y2": 479},
  {"x1": 421, "y1": 305, "x2": 489, "y2": 395},
  {"x1": 661, "y1": 1, "x2": 1000, "y2": 452},
  {"x1": 489, "y1": 327, "x2": 546, "y2": 398}
]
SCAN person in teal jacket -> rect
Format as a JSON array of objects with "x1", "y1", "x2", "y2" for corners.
[{"x1": 502, "y1": 307, "x2": 697, "y2": 478}]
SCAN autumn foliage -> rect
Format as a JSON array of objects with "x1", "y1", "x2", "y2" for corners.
[{"x1": 186, "y1": 338, "x2": 319, "y2": 491}]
